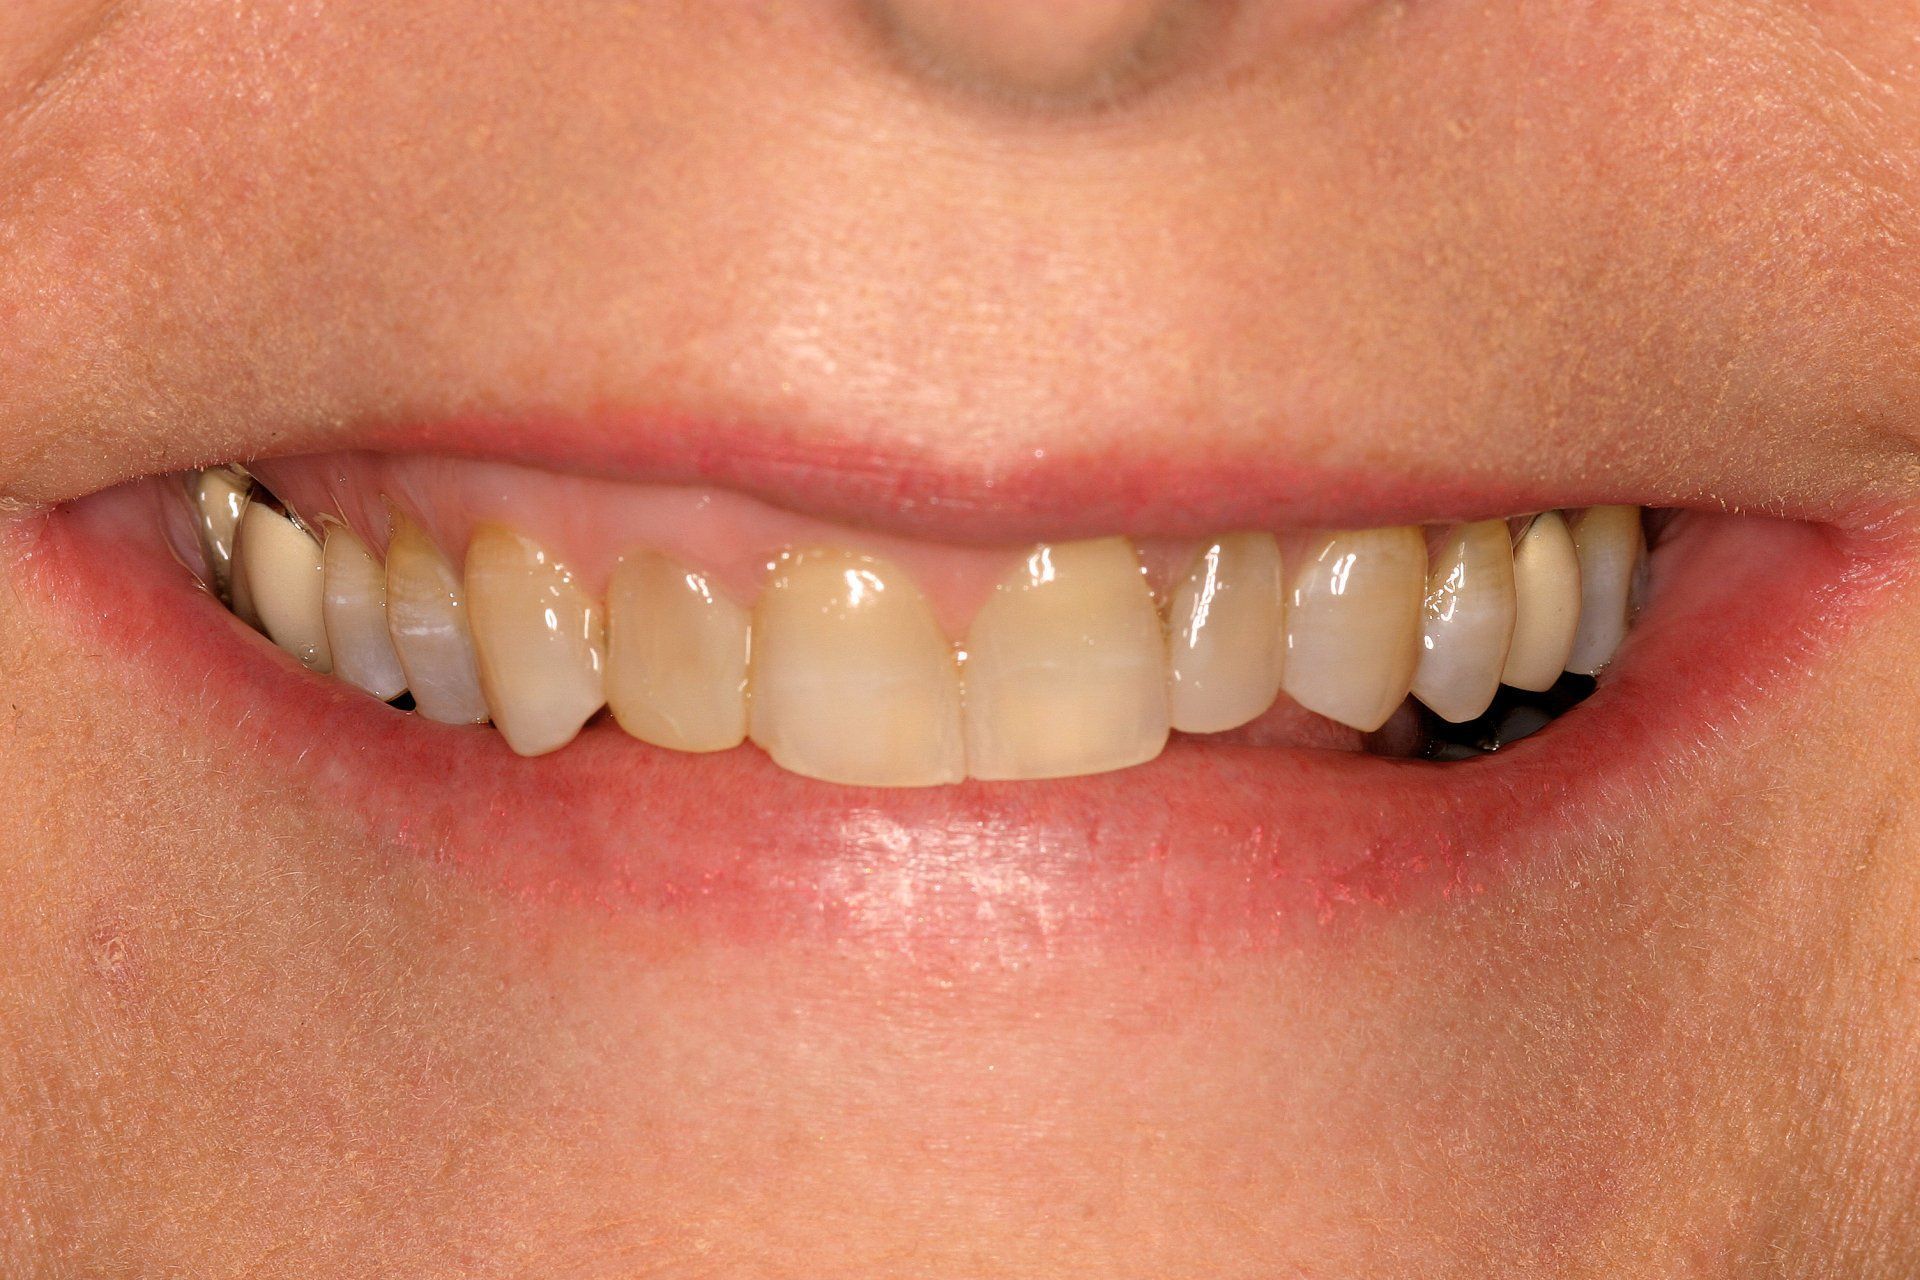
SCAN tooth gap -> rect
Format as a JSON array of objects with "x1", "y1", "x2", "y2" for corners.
[{"x1": 1414, "y1": 672, "x2": 1599, "y2": 760}]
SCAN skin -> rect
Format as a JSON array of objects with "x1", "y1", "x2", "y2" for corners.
[{"x1": 2, "y1": 1, "x2": 1920, "y2": 1274}]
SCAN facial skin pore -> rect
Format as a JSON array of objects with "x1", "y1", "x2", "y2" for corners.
[{"x1": 3, "y1": 2, "x2": 1920, "y2": 1275}]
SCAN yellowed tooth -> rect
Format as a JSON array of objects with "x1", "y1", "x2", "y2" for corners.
[
  {"x1": 963, "y1": 537, "x2": 1169, "y2": 781},
  {"x1": 749, "y1": 548, "x2": 965, "y2": 786},
  {"x1": 237, "y1": 503, "x2": 332, "y2": 673},
  {"x1": 465, "y1": 524, "x2": 606, "y2": 757},
  {"x1": 384, "y1": 515, "x2": 489, "y2": 726},
  {"x1": 322, "y1": 527, "x2": 407, "y2": 701},
  {"x1": 1502, "y1": 510, "x2": 1583, "y2": 692},
  {"x1": 1166, "y1": 533, "x2": 1285, "y2": 734},
  {"x1": 191, "y1": 467, "x2": 251, "y2": 602},
  {"x1": 606, "y1": 550, "x2": 750, "y2": 753},
  {"x1": 1566, "y1": 506, "x2": 1646, "y2": 675},
  {"x1": 1281, "y1": 527, "x2": 1425, "y2": 732},
  {"x1": 1411, "y1": 521, "x2": 1515, "y2": 723}
]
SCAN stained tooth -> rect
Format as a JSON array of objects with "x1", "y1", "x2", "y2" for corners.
[
  {"x1": 1502, "y1": 510, "x2": 1583, "y2": 692},
  {"x1": 749, "y1": 548, "x2": 965, "y2": 787},
  {"x1": 1411, "y1": 521, "x2": 1516, "y2": 723},
  {"x1": 236, "y1": 503, "x2": 332, "y2": 673},
  {"x1": 384, "y1": 515, "x2": 489, "y2": 726},
  {"x1": 1166, "y1": 533, "x2": 1285, "y2": 734},
  {"x1": 1565, "y1": 506, "x2": 1646, "y2": 675},
  {"x1": 1281, "y1": 527, "x2": 1425, "y2": 732},
  {"x1": 606, "y1": 550, "x2": 750, "y2": 753},
  {"x1": 190, "y1": 467, "x2": 251, "y2": 603},
  {"x1": 465, "y1": 524, "x2": 606, "y2": 757},
  {"x1": 322, "y1": 528, "x2": 407, "y2": 701},
  {"x1": 963, "y1": 537, "x2": 1169, "y2": 781}
]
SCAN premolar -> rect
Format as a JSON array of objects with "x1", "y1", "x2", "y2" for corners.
[
  {"x1": 1503, "y1": 511, "x2": 1582, "y2": 692},
  {"x1": 466, "y1": 524, "x2": 607, "y2": 757},
  {"x1": 323, "y1": 528, "x2": 408, "y2": 701},
  {"x1": 236, "y1": 503, "x2": 332, "y2": 674},
  {"x1": 190, "y1": 467, "x2": 251, "y2": 603},
  {"x1": 1411, "y1": 520, "x2": 1516, "y2": 723},
  {"x1": 963, "y1": 537, "x2": 1169, "y2": 781},
  {"x1": 384, "y1": 515, "x2": 490, "y2": 726},
  {"x1": 606, "y1": 550, "x2": 750, "y2": 754},
  {"x1": 1566, "y1": 506, "x2": 1645, "y2": 675},
  {"x1": 1166, "y1": 533, "x2": 1286, "y2": 734},
  {"x1": 1282, "y1": 527, "x2": 1425, "y2": 732}
]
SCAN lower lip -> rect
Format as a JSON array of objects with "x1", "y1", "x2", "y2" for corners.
[{"x1": 11, "y1": 484, "x2": 1890, "y2": 953}]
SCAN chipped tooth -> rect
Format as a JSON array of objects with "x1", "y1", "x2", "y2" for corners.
[
  {"x1": 322, "y1": 528, "x2": 408, "y2": 701},
  {"x1": 1411, "y1": 520, "x2": 1516, "y2": 723},
  {"x1": 1166, "y1": 532, "x2": 1286, "y2": 735},
  {"x1": 1565, "y1": 506, "x2": 1646, "y2": 675},
  {"x1": 236, "y1": 502, "x2": 332, "y2": 673},
  {"x1": 190, "y1": 467, "x2": 251, "y2": 603},
  {"x1": 963, "y1": 537, "x2": 1169, "y2": 781},
  {"x1": 1502, "y1": 510, "x2": 1583, "y2": 692},
  {"x1": 606, "y1": 550, "x2": 750, "y2": 753},
  {"x1": 1281, "y1": 527, "x2": 1425, "y2": 732},
  {"x1": 466, "y1": 524, "x2": 606, "y2": 757},
  {"x1": 384, "y1": 515, "x2": 490, "y2": 726},
  {"x1": 749, "y1": 548, "x2": 965, "y2": 787}
]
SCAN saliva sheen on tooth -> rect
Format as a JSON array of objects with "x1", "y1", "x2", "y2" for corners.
[{"x1": 184, "y1": 467, "x2": 1650, "y2": 787}]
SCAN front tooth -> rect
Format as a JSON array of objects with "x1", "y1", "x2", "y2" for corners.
[
  {"x1": 963, "y1": 537, "x2": 1169, "y2": 781},
  {"x1": 606, "y1": 550, "x2": 750, "y2": 753},
  {"x1": 465, "y1": 524, "x2": 606, "y2": 757},
  {"x1": 1565, "y1": 506, "x2": 1646, "y2": 675},
  {"x1": 1501, "y1": 510, "x2": 1583, "y2": 691},
  {"x1": 190, "y1": 467, "x2": 251, "y2": 602},
  {"x1": 236, "y1": 503, "x2": 332, "y2": 673},
  {"x1": 749, "y1": 548, "x2": 965, "y2": 787},
  {"x1": 1410, "y1": 521, "x2": 1515, "y2": 723},
  {"x1": 1281, "y1": 527, "x2": 1425, "y2": 732},
  {"x1": 1166, "y1": 533, "x2": 1285, "y2": 734},
  {"x1": 322, "y1": 528, "x2": 408, "y2": 701},
  {"x1": 384, "y1": 515, "x2": 490, "y2": 726}
]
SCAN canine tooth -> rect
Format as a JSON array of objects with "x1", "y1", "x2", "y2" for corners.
[
  {"x1": 322, "y1": 528, "x2": 407, "y2": 701},
  {"x1": 385, "y1": 515, "x2": 489, "y2": 726},
  {"x1": 237, "y1": 503, "x2": 332, "y2": 673},
  {"x1": 1411, "y1": 521, "x2": 1516, "y2": 723},
  {"x1": 466, "y1": 524, "x2": 606, "y2": 757},
  {"x1": 749, "y1": 549, "x2": 965, "y2": 786},
  {"x1": 1502, "y1": 511, "x2": 1583, "y2": 691},
  {"x1": 191, "y1": 467, "x2": 251, "y2": 602},
  {"x1": 1281, "y1": 527, "x2": 1425, "y2": 732},
  {"x1": 1166, "y1": 533, "x2": 1285, "y2": 734},
  {"x1": 606, "y1": 550, "x2": 750, "y2": 753},
  {"x1": 1565, "y1": 506, "x2": 1646, "y2": 675},
  {"x1": 964, "y1": 537, "x2": 1169, "y2": 781}
]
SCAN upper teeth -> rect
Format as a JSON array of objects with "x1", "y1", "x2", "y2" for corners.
[{"x1": 194, "y1": 467, "x2": 1649, "y2": 786}]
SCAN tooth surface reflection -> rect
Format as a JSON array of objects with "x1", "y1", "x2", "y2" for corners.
[
  {"x1": 1565, "y1": 506, "x2": 1645, "y2": 675},
  {"x1": 750, "y1": 549, "x2": 965, "y2": 786},
  {"x1": 238, "y1": 503, "x2": 332, "y2": 673},
  {"x1": 191, "y1": 467, "x2": 251, "y2": 602},
  {"x1": 1503, "y1": 511, "x2": 1583, "y2": 692},
  {"x1": 964, "y1": 537, "x2": 1169, "y2": 781},
  {"x1": 1281, "y1": 527, "x2": 1425, "y2": 732},
  {"x1": 384, "y1": 515, "x2": 489, "y2": 726},
  {"x1": 607, "y1": 550, "x2": 750, "y2": 753},
  {"x1": 323, "y1": 527, "x2": 408, "y2": 701},
  {"x1": 466, "y1": 524, "x2": 606, "y2": 757},
  {"x1": 1166, "y1": 533, "x2": 1285, "y2": 734},
  {"x1": 1411, "y1": 521, "x2": 1515, "y2": 723}
]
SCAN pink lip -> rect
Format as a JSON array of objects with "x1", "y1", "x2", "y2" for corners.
[{"x1": 12, "y1": 473, "x2": 1891, "y2": 954}]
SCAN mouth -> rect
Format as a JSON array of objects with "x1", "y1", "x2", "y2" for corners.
[{"x1": 9, "y1": 434, "x2": 1896, "y2": 948}]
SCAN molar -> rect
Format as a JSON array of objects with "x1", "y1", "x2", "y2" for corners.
[
  {"x1": 749, "y1": 548, "x2": 966, "y2": 787},
  {"x1": 1411, "y1": 521, "x2": 1516, "y2": 723},
  {"x1": 384, "y1": 514, "x2": 490, "y2": 726},
  {"x1": 1565, "y1": 506, "x2": 1645, "y2": 675},
  {"x1": 322, "y1": 527, "x2": 408, "y2": 702},
  {"x1": 606, "y1": 550, "x2": 750, "y2": 754},
  {"x1": 236, "y1": 503, "x2": 332, "y2": 674},
  {"x1": 1166, "y1": 532, "x2": 1286, "y2": 735},
  {"x1": 963, "y1": 537, "x2": 1169, "y2": 781},
  {"x1": 190, "y1": 467, "x2": 251, "y2": 603},
  {"x1": 1502, "y1": 511, "x2": 1582, "y2": 691},
  {"x1": 1281, "y1": 527, "x2": 1425, "y2": 732},
  {"x1": 465, "y1": 524, "x2": 607, "y2": 757}
]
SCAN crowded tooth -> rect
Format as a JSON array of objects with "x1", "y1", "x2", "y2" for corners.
[
  {"x1": 606, "y1": 550, "x2": 750, "y2": 753},
  {"x1": 384, "y1": 515, "x2": 490, "y2": 726},
  {"x1": 1166, "y1": 533, "x2": 1286, "y2": 734},
  {"x1": 749, "y1": 549, "x2": 965, "y2": 787},
  {"x1": 1565, "y1": 506, "x2": 1646, "y2": 675},
  {"x1": 190, "y1": 467, "x2": 251, "y2": 602},
  {"x1": 963, "y1": 537, "x2": 1169, "y2": 781},
  {"x1": 1502, "y1": 511, "x2": 1583, "y2": 692},
  {"x1": 321, "y1": 528, "x2": 408, "y2": 701},
  {"x1": 1411, "y1": 521, "x2": 1516, "y2": 723},
  {"x1": 1281, "y1": 527, "x2": 1425, "y2": 732},
  {"x1": 466, "y1": 524, "x2": 607, "y2": 757},
  {"x1": 236, "y1": 503, "x2": 332, "y2": 673}
]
